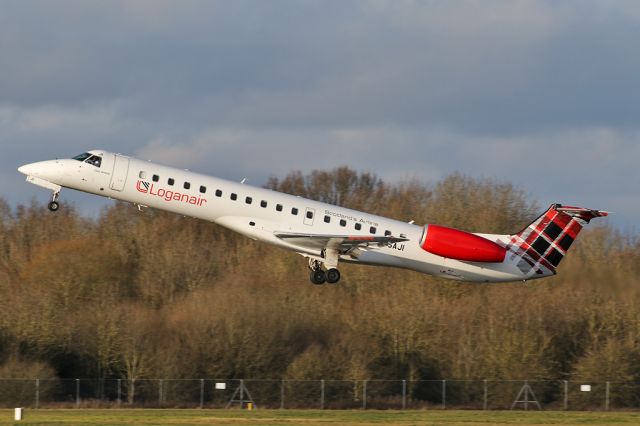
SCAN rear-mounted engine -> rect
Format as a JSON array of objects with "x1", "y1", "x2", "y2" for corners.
[{"x1": 420, "y1": 224, "x2": 506, "y2": 263}]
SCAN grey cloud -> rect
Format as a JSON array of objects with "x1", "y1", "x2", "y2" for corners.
[
  {"x1": 1, "y1": 1, "x2": 638, "y2": 229},
  {"x1": 3, "y1": 1, "x2": 640, "y2": 134}
]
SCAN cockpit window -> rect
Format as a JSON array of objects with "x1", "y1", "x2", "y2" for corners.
[
  {"x1": 74, "y1": 153, "x2": 102, "y2": 167},
  {"x1": 73, "y1": 153, "x2": 92, "y2": 161},
  {"x1": 86, "y1": 155, "x2": 102, "y2": 168}
]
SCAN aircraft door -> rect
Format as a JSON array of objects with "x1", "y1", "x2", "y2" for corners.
[
  {"x1": 304, "y1": 207, "x2": 315, "y2": 226},
  {"x1": 109, "y1": 155, "x2": 129, "y2": 191}
]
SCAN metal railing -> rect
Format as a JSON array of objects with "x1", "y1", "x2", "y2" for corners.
[{"x1": 0, "y1": 378, "x2": 638, "y2": 410}]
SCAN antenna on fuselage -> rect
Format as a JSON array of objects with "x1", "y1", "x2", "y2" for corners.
[{"x1": 241, "y1": 178, "x2": 247, "y2": 184}]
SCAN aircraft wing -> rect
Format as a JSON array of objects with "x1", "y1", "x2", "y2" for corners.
[{"x1": 274, "y1": 232, "x2": 409, "y2": 252}]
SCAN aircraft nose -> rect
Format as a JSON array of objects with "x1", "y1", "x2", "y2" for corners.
[
  {"x1": 18, "y1": 163, "x2": 36, "y2": 175},
  {"x1": 17, "y1": 160, "x2": 64, "y2": 182}
]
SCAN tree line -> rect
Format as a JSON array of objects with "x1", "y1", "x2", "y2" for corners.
[{"x1": 0, "y1": 170, "x2": 638, "y2": 405}]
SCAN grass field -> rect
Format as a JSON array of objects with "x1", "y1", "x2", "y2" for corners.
[{"x1": 1, "y1": 409, "x2": 640, "y2": 426}]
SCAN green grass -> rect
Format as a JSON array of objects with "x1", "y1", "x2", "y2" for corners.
[{"x1": 0, "y1": 409, "x2": 639, "y2": 426}]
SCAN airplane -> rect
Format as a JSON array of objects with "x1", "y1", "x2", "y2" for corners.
[{"x1": 18, "y1": 149, "x2": 607, "y2": 284}]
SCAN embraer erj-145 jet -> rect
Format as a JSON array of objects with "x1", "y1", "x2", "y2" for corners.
[{"x1": 18, "y1": 150, "x2": 607, "y2": 284}]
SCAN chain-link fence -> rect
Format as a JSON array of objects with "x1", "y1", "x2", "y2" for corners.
[{"x1": 0, "y1": 378, "x2": 638, "y2": 410}]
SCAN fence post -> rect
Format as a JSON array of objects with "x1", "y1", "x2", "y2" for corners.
[
  {"x1": 402, "y1": 379, "x2": 406, "y2": 409},
  {"x1": 158, "y1": 379, "x2": 163, "y2": 407},
  {"x1": 483, "y1": 379, "x2": 488, "y2": 410},
  {"x1": 200, "y1": 379, "x2": 205, "y2": 409},
  {"x1": 280, "y1": 379, "x2": 285, "y2": 409},
  {"x1": 362, "y1": 380, "x2": 367, "y2": 410},
  {"x1": 442, "y1": 380, "x2": 446, "y2": 410},
  {"x1": 605, "y1": 381, "x2": 610, "y2": 411},
  {"x1": 75, "y1": 378, "x2": 80, "y2": 408},
  {"x1": 240, "y1": 379, "x2": 244, "y2": 408},
  {"x1": 35, "y1": 378, "x2": 39, "y2": 409},
  {"x1": 563, "y1": 380, "x2": 568, "y2": 411},
  {"x1": 117, "y1": 379, "x2": 121, "y2": 407},
  {"x1": 320, "y1": 379, "x2": 325, "y2": 410}
]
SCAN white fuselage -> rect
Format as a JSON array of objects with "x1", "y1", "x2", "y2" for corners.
[{"x1": 18, "y1": 150, "x2": 544, "y2": 283}]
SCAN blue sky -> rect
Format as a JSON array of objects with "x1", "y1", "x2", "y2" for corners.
[{"x1": 1, "y1": 1, "x2": 638, "y2": 231}]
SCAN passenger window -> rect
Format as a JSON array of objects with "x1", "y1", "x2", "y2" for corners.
[
  {"x1": 306, "y1": 210, "x2": 314, "y2": 219},
  {"x1": 355, "y1": 223, "x2": 362, "y2": 231},
  {"x1": 276, "y1": 204, "x2": 283, "y2": 212},
  {"x1": 385, "y1": 230, "x2": 391, "y2": 236},
  {"x1": 152, "y1": 175, "x2": 160, "y2": 182},
  {"x1": 139, "y1": 171, "x2": 147, "y2": 179},
  {"x1": 340, "y1": 219, "x2": 346, "y2": 227},
  {"x1": 291, "y1": 207, "x2": 298, "y2": 215},
  {"x1": 200, "y1": 186, "x2": 207, "y2": 194},
  {"x1": 215, "y1": 189, "x2": 222, "y2": 197},
  {"x1": 324, "y1": 215, "x2": 331, "y2": 223},
  {"x1": 370, "y1": 227, "x2": 377, "y2": 234},
  {"x1": 231, "y1": 193, "x2": 237, "y2": 201},
  {"x1": 246, "y1": 196, "x2": 253, "y2": 204},
  {"x1": 184, "y1": 182, "x2": 191, "y2": 190},
  {"x1": 168, "y1": 178, "x2": 175, "y2": 186},
  {"x1": 261, "y1": 200, "x2": 267, "y2": 208}
]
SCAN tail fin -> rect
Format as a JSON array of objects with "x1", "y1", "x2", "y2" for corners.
[{"x1": 508, "y1": 204, "x2": 608, "y2": 276}]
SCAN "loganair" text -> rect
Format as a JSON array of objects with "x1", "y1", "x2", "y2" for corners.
[{"x1": 138, "y1": 181, "x2": 207, "y2": 206}]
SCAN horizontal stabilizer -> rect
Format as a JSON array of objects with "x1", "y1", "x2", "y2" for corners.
[{"x1": 555, "y1": 205, "x2": 608, "y2": 223}]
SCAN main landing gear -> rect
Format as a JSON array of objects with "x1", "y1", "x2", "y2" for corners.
[
  {"x1": 48, "y1": 192, "x2": 60, "y2": 212},
  {"x1": 308, "y1": 258, "x2": 341, "y2": 285}
]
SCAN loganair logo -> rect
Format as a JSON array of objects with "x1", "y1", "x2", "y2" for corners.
[
  {"x1": 136, "y1": 180, "x2": 207, "y2": 207},
  {"x1": 136, "y1": 181, "x2": 150, "y2": 193}
]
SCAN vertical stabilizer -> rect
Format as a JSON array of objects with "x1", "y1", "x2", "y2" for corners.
[{"x1": 507, "y1": 204, "x2": 608, "y2": 276}]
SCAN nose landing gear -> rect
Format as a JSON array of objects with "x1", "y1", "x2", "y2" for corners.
[{"x1": 48, "y1": 192, "x2": 60, "y2": 212}]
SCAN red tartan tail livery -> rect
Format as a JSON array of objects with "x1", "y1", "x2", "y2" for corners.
[
  {"x1": 508, "y1": 204, "x2": 608, "y2": 276},
  {"x1": 18, "y1": 150, "x2": 609, "y2": 284}
]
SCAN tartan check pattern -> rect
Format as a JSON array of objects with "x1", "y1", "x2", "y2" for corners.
[{"x1": 505, "y1": 204, "x2": 593, "y2": 275}]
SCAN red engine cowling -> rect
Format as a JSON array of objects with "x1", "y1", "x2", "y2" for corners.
[{"x1": 420, "y1": 224, "x2": 506, "y2": 263}]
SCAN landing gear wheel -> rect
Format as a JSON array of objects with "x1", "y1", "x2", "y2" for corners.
[
  {"x1": 310, "y1": 269, "x2": 327, "y2": 285},
  {"x1": 48, "y1": 191, "x2": 60, "y2": 212},
  {"x1": 326, "y1": 268, "x2": 341, "y2": 284}
]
